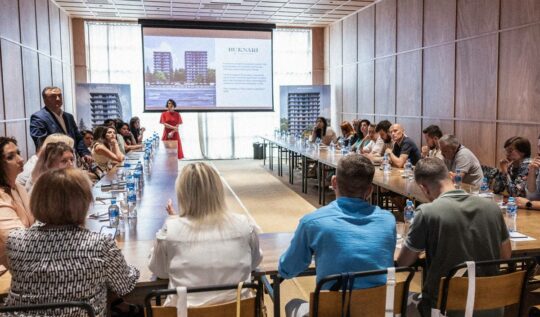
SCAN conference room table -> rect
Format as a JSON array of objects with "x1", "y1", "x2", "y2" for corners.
[{"x1": 76, "y1": 138, "x2": 540, "y2": 314}]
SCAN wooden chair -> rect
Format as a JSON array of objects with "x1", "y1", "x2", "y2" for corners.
[
  {"x1": 436, "y1": 257, "x2": 536, "y2": 316},
  {"x1": 144, "y1": 282, "x2": 262, "y2": 317},
  {"x1": 0, "y1": 301, "x2": 95, "y2": 316},
  {"x1": 310, "y1": 267, "x2": 415, "y2": 317}
]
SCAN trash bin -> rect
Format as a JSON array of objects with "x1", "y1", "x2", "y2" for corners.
[{"x1": 253, "y1": 142, "x2": 266, "y2": 160}]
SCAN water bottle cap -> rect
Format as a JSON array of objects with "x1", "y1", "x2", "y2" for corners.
[
  {"x1": 508, "y1": 197, "x2": 515, "y2": 202},
  {"x1": 111, "y1": 199, "x2": 117, "y2": 204},
  {"x1": 406, "y1": 200, "x2": 413, "y2": 206}
]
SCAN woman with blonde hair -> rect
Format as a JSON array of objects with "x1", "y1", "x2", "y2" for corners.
[
  {"x1": 26, "y1": 142, "x2": 75, "y2": 193},
  {"x1": 4, "y1": 168, "x2": 139, "y2": 317},
  {"x1": 16, "y1": 133, "x2": 74, "y2": 188},
  {"x1": 148, "y1": 162, "x2": 262, "y2": 307}
]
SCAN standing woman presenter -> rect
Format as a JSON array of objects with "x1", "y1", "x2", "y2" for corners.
[{"x1": 160, "y1": 99, "x2": 184, "y2": 159}]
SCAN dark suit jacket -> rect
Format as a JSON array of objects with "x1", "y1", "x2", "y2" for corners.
[{"x1": 29, "y1": 107, "x2": 90, "y2": 157}]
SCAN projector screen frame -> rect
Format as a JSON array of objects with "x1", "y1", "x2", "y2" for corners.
[{"x1": 140, "y1": 19, "x2": 276, "y2": 113}]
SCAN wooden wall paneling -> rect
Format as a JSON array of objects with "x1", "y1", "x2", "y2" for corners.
[
  {"x1": 455, "y1": 121, "x2": 496, "y2": 166},
  {"x1": 495, "y1": 123, "x2": 540, "y2": 166},
  {"x1": 456, "y1": 35, "x2": 498, "y2": 121},
  {"x1": 330, "y1": 67, "x2": 343, "y2": 127},
  {"x1": 498, "y1": 25, "x2": 540, "y2": 123},
  {"x1": 357, "y1": 6, "x2": 374, "y2": 63},
  {"x1": 342, "y1": 65, "x2": 357, "y2": 119},
  {"x1": 62, "y1": 65, "x2": 73, "y2": 114},
  {"x1": 1, "y1": 41, "x2": 28, "y2": 157},
  {"x1": 19, "y1": 0, "x2": 38, "y2": 49},
  {"x1": 72, "y1": 18, "x2": 88, "y2": 83},
  {"x1": 38, "y1": 54, "x2": 52, "y2": 93},
  {"x1": 329, "y1": 22, "x2": 343, "y2": 67},
  {"x1": 342, "y1": 14, "x2": 357, "y2": 65},
  {"x1": 0, "y1": 0, "x2": 21, "y2": 42},
  {"x1": 422, "y1": 43, "x2": 455, "y2": 134},
  {"x1": 60, "y1": 12, "x2": 71, "y2": 65},
  {"x1": 375, "y1": 0, "x2": 396, "y2": 57},
  {"x1": 48, "y1": 1, "x2": 62, "y2": 59},
  {"x1": 22, "y1": 49, "x2": 40, "y2": 154},
  {"x1": 357, "y1": 61, "x2": 374, "y2": 123},
  {"x1": 457, "y1": 0, "x2": 499, "y2": 39},
  {"x1": 397, "y1": 118, "x2": 422, "y2": 147},
  {"x1": 312, "y1": 27, "x2": 325, "y2": 85},
  {"x1": 396, "y1": 51, "x2": 422, "y2": 117},
  {"x1": 0, "y1": 41, "x2": 5, "y2": 136},
  {"x1": 397, "y1": 0, "x2": 423, "y2": 52},
  {"x1": 422, "y1": 119, "x2": 455, "y2": 138},
  {"x1": 51, "y1": 60, "x2": 63, "y2": 90},
  {"x1": 36, "y1": 0, "x2": 51, "y2": 54},
  {"x1": 424, "y1": 0, "x2": 456, "y2": 45},
  {"x1": 501, "y1": 0, "x2": 540, "y2": 28},
  {"x1": 374, "y1": 56, "x2": 396, "y2": 123}
]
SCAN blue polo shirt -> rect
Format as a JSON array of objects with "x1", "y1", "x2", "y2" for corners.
[{"x1": 278, "y1": 197, "x2": 396, "y2": 289}]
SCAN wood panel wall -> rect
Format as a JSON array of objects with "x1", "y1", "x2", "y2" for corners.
[
  {"x1": 0, "y1": 0, "x2": 74, "y2": 159},
  {"x1": 327, "y1": 0, "x2": 540, "y2": 167}
]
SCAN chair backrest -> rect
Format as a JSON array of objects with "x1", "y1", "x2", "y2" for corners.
[
  {"x1": 0, "y1": 301, "x2": 95, "y2": 316},
  {"x1": 436, "y1": 257, "x2": 536, "y2": 315},
  {"x1": 145, "y1": 282, "x2": 260, "y2": 317},
  {"x1": 309, "y1": 267, "x2": 415, "y2": 317}
]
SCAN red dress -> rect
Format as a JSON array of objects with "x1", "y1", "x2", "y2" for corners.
[{"x1": 160, "y1": 110, "x2": 184, "y2": 159}]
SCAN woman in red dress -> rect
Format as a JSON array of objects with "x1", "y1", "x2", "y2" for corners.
[{"x1": 160, "y1": 99, "x2": 184, "y2": 159}]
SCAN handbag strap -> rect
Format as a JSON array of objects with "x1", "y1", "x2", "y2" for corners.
[
  {"x1": 385, "y1": 267, "x2": 397, "y2": 317},
  {"x1": 464, "y1": 261, "x2": 476, "y2": 317},
  {"x1": 236, "y1": 281, "x2": 244, "y2": 317}
]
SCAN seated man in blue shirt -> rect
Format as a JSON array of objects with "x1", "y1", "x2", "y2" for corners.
[{"x1": 279, "y1": 154, "x2": 396, "y2": 317}]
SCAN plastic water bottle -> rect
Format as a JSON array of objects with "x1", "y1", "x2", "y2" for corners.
[
  {"x1": 454, "y1": 168, "x2": 462, "y2": 189},
  {"x1": 127, "y1": 186, "x2": 137, "y2": 219},
  {"x1": 404, "y1": 159, "x2": 413, "y2": 180},
  {"x1": 403, "y1": 199, "x2": 415, "y2": 237},
  {"x1": 108, "y1": 198, "x2": 120, "y2": 228},
  {"x1": 506, "y1": 197, "x2": 517, "y2": 232},
  {"x1": 329, "y1": 140, "x2": 335, "y2": 153},
  {"x1": 480, "y1": 177, "x2": 490, "y2": 193},
  {"x1": 144, "y1": 152, "x2": 151, "y2": 175},
  {"x1": 383, "y1": 153, "x2": 391, "y2": 175}
]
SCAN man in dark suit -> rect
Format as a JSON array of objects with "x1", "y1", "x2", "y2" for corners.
[{"x1": 30, "y1": 86, "x2": 92, "y2": 161}]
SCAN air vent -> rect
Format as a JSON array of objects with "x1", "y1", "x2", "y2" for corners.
[
  {"x1": 202, "y1": 3, "x2": 227, "y2": 9},
  {"x1": 94, "y1": 11, "x2": 119, "y2": 16},
  {"x1": 86, "y1": 0, "x2": 111, "y2": 4},
  {"x1": 201, "y1": 0, "x2": 242, "y2": 4}
]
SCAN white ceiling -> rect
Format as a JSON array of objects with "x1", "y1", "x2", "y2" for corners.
[{"x1": 53, "y1": 0, "x2": 376, "y2": 27}]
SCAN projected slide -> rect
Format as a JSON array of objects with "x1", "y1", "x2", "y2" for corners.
[{"x1": 143, "y1": 28, "x2": 273, "y2": 112}]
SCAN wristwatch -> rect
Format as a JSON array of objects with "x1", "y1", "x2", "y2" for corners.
[{"x1": 526, "y1": 201, "x2": 533, "y2": 210}]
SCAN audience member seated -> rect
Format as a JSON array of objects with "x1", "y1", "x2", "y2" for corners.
[
  {"x1": 117, "y1": 121, "x2": 143, "y2": 153},
  {"x1": 397, "y1": 158, "x2": 510, "y2": 317},
  {"x1": 338, "y1": 121, "x2": 356, "y2": 147},
  {"x1": 310, "y1": 117, "x2": 337, "y2": 146},
  {"x1": 493, "y1": 136, "x2": 531, "y2": 197},
  {"x1": 104, "y1": 119, "x2": 126, "y2": 154},
  {"x1": 0, "y1": 137, "x2": 35, "y2": 268},
  {"x1": 82, "y1": 129, "x2": 94, "y2": 154},
  {"x1": 364, "y1": 120, "x2": 393, "y2": 163},
  {"x1": 351, "y1": 119, "x2": 369, "y2": 151},
  {"x1": 16, "y1": 133, "x2": 74, "y2": 188},
  {"x1": 26, "y1": 142, "x2": 75, "y2": 194},
  {"x1": 358, "y1": 123, "x2": 378, "y2": 154},
  {"x1": 421, "y1": 125, "x2": 444, "y2": 160},
  {"x1": 4, "y1": 168, "x2": 139, "y2": 317},
  {"x1": 148, "y1": 162, "x2": 263, "y2": 307},
  {"x1": 279, "y1": 154, "x2": 396, "y2": 317},
  {"x1": 385, "y1": 124, "x2": 421, "y2": 167},
  {"x1": 91, "y1": 126, "x2": 125, "y2": 172},
  {"x1": 129, "y1": 116, "x2": 145, "y2": 144},
  {"x1": 517, "y1": 134, "x2": 540, "y2": 210},
  {"x1": 439, "y1": 134, "x2": 484, "y2": 186}
]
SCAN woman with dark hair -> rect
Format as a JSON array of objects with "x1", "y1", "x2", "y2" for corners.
[
  {"x1": 0, "y1": 137, "x2": 34, "y2": 268},
  {"x1": 160, "y1": 99, "x2": 184, "y2": 159},
  {"x1": 91, "y1": 126, "x2": 125, "y2": 171},
  {"x1": 493, "y1": 136, "x2": 531, "y2": 197},
  {"x1": 117, "y1": 121, "x2": 142, "y2": 153},
  {"x1": 310, "y1": 117, "x2": 337, "y2": 146},
  {"x1": 129, "y1": 117, "x2": 145, "y2": 144}
]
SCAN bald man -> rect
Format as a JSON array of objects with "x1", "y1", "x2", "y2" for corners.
[{"x1": 384, "y1": 124, "x2": 421, "y2": 167}]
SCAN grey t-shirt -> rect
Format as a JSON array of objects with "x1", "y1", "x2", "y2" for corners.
[
  {"x1": 405, "y1": 190, "x2": 509, "y2": 309},
  {"x1": 445, "y1": 145, "x2": 484, "y2": 186}
]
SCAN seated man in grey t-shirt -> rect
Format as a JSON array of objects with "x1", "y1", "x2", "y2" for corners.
[
  {"x1": 439, "y1": 134, "x2": 484, "y2": 186},
  {"x1": 397, "y1": 158, "x2": 510, "y2": 317}
]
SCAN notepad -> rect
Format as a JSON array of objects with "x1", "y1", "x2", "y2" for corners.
[{"x1": 509, "y1": 231, "x2": 535, "y2": 241}]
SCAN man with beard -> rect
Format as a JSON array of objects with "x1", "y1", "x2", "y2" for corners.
[
  {"x1": 421, "y1": 125, "x2": 444, "y2": 160},
  {"x1": 364, "y1": 120, "x2": 393, "y2": 164}
]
